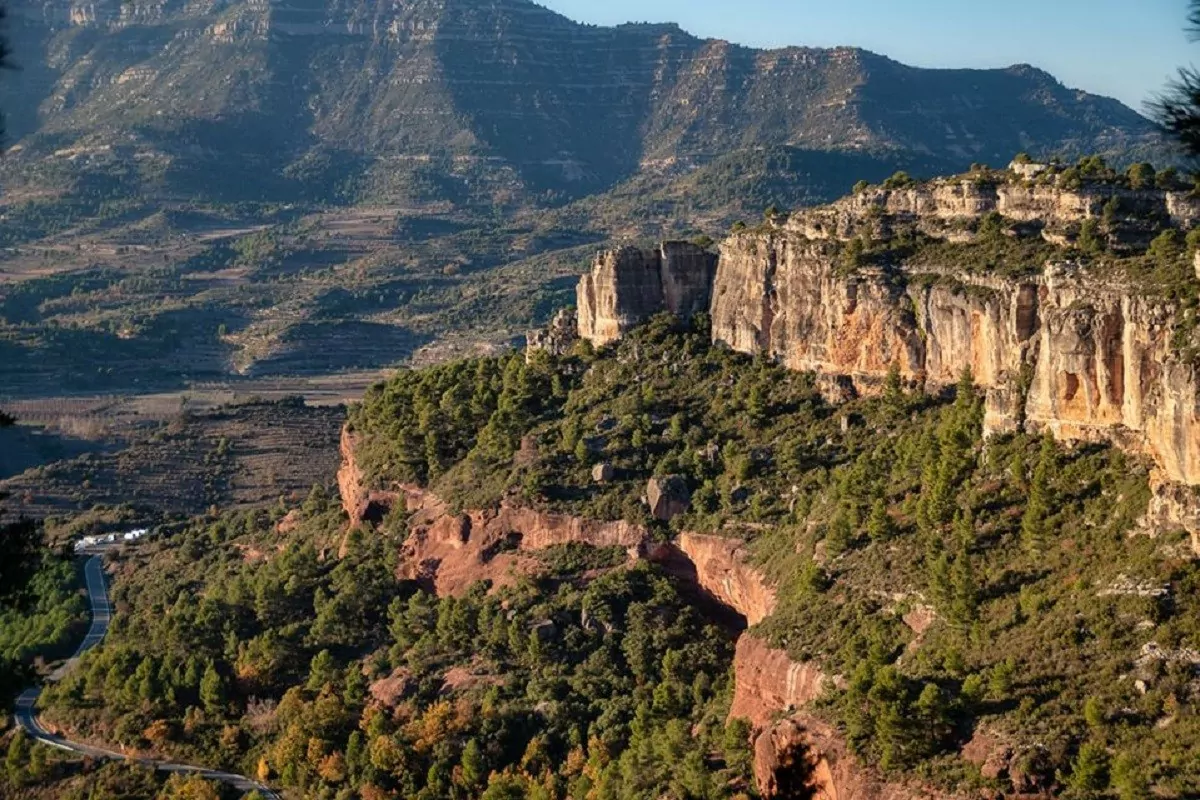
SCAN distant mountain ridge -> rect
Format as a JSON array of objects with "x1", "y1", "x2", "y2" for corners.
[{"x1": 0, "y1": 0, "x2": 1172, "y2": 209}]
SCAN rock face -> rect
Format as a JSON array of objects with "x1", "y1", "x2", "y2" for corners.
[
  {"x1": 672, "y1": 533, "x2": 777, "y2": 626},
  {"x1": 398, "y1": 486, "x2": 648, "y2": 595},
  {"x1": 729, "y1": 635, "x2": 823, "y2": 726},
  {"x1": 793, "y1": 181, "x2": 1200, "y2": 242},
  {"x1": 591, "y1": 463, "x2": 616, "y2": 484},
  {"x1": 710, "y1": 231, "x2": 1200, "y2": 533},
  {"x1": 337, "y1": 427, "x2": 401, "y2": 526},
  {"x1": 578, "y1": 243, "x2": 718, "y2": 346}
]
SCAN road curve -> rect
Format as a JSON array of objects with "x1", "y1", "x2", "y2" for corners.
[{"x1": 12, "y1": 552, "x2": 280, "y2": 800}]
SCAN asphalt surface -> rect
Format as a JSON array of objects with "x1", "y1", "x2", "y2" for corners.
[{"x1": 12, "y1": 551, "x2": 280, "y2": 800}]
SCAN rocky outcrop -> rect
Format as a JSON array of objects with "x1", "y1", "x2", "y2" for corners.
[
  {"x1": 577, "y1": 242, "x2": 717, "y2": 346},
  {"x1": 754, "y1": 716, "x2": 971, "y2": 800},
  {"x1": 673, "y1": 533, "x2": 776, "y2": 626},
  {"x1": 793, "y1": 180, "x2": 1200, "y2": 243},
  {"x1": 398, "y1": 486, "x2": 648, "y2": 595},
  {"x1": 710, "y1": 230, "x2": 1200, "y2": 548},
  {"x1": 730, "y1": 635, "x2": 823, "y2": 726},
  {"x1": 526, "y1": 308, "x2": 579, "y2": 362},
  {"x1": 337, "y1": 427, "x2": 401, "y2": 525},
  {"x1": 337, "y1": 429, "x2": 987, "y2": 798},
  {"x1": 647, "y1": 475, "x2": 691, "y2": 522}
]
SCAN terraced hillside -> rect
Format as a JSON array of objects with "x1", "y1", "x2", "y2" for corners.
[{"x1": 0, "y1": 398, "x2": 344, "y2": 520}]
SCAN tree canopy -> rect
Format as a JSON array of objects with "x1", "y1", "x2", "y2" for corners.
[{"x1": 1155, "y1": 2, "x2": 1200, "y2": 155}]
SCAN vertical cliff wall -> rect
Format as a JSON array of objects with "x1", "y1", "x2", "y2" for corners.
[
  {"x1": 710, "y1": 233, "x2": 1200, "y2": 506},
  {"x1": 714, "y1": 235, "x2": 1200, "y2": 555},
  {"x1": 577, "y1": 242, "x2": 717, "y2": 346}
]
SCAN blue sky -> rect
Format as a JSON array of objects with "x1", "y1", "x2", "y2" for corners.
[{"x1": 539, "y1": 0, "x2": 1197, "y2": 113}]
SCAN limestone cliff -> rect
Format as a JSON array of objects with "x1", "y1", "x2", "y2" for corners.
[
  {"x1": 577, "y1": 242, "x2": 717, "y2": 346},
  {"x1": 710, "y1": 229, "x2": 1200, "y2": 546}
]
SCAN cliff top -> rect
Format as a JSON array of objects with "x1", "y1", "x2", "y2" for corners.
[{"x1": 709, "y1": 155, "x2": 1200, "y2": 311}]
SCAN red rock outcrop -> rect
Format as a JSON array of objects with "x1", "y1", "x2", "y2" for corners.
[
  {"x1": 398, "y1": 487, "x2": 649, "y2": 595},
  {"x1": 673, "y1": 533, "x2": 777, "y2": 626},
  {"x1": 754, "y1": 716, "x2": 973, "y2": 800},
  {"x1": 337, "y1": 427, "x2": 401, "y2": 525},
  {"x1": 337, "y1": 433, "x2": 1022, "y2": 799},
  {"x1": 729, "y1": 634, "x2": 824, "y2": 726}
]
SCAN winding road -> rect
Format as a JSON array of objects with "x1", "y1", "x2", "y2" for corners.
[{"x1": 12, "y1": 552, "x2": 280, "y2": 799}]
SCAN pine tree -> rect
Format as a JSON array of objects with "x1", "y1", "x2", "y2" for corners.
[
  {"x1": 1111, "y1": 752, "x2": 1151, "y2": 800},
  {"x1": 461, "y1": 739, "x2": 486, "y2": 789},
  {"x1": 1069, "y1": 742, "x2": 1110, "y2": 794},
  {"x1": 927, "y1": 549, "x2": 952, "y2": 610},
  {"x1": 5, "y1": 729, "x2": 29, "y2": 782},
  {"x1": 199, "y1": 661, "x2": 226, "y2": 716},
  {"x1": 866, "y1": 499, "x2": 895, "y2": 542},
  {"x1": 949, "y1": 545, "x2": 978, "y2": 624},
  {"x1": 1022, "y1": 435, "x2": 1055, "y2": 555},
  {"x1": 307, "y1": 650, "x2": 338, "y2": 691},
  {"x1": 825, "y1": 508, "x2": 854, "y2": 556},
  {"x1": 883, "y1": 362, "x2": 904, "y2": 407}
]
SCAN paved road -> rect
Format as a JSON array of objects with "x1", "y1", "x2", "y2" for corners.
[{"x1": 12, "y1": 552, "x2": 280, "y2": 799}]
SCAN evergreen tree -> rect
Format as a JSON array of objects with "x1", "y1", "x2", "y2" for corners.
[
  {"x1": 825, "y1": 508, "x2": 854, "y2": 556},
  {"x1": 1155, "y1": 2, "x2": 1200, "y2": 156},
  {"x1": 5, "y1": 729, "x2": 29, "y2": 783},
  {"x1": 1022, "y1": 436, "x2": 1055, "y2": 555},
  {"x1": 1069, "y1": 742, "x2": 1110, "y2": 794},
  {"x1": 307, "y1": 650, "x2": 338, "y2": 691},
  {"x1": 199, "y1": 661, "x2": 226, "y2": 716},
  {"x1": 1111, "y1": 752, "x2": 1151, "y2": 800},
  {"x1": 949, "y1": 544, "x2": 978, "y2": 624},
  {"x1": 866, "y1": 499, "x2": 895, "y2": 542},
  {"x1": 883, "y1": 362, "x2": 904, "y2": 407},
  {"x1": 461, "y1": 738, "x2": 487, "y2": 790}
]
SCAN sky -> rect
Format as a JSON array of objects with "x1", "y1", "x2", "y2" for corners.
[{"x1": 538, "y1": 0, "x2": 1197, "y2": 113}]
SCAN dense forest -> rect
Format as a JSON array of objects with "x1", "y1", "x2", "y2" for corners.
[
  {"x1": 14, "y1": 492, "x2": 751, "y2": 800},
  {"x1": 347, "y1": 316, "x2": 1200, "y2": 796},
  {"x1": 2, "y1": 313, "x2": 1199, "y2": 798}
]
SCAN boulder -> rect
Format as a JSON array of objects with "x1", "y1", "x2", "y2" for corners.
[
  {"x1": 592, "y1": 462, "x2": 616, "y2": 484},
  {"x1": 647, "y1": 475, "x2": 690, "y2": 522},
  {"x1": 369, "y1": 668, "x2": 412, "y2": 708}
]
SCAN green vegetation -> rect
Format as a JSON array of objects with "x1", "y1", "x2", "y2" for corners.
[
  {"x1": 0, "y1": 502, "x2": 88, "y2": 699},
  {"x1": 352, "y1": 318, "x2": 1200, "y2": 794},
  {"x1": 36, "y1": 496, "x2": 751, "y2": 800}
]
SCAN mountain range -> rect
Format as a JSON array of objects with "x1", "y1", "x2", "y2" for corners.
[{"x1": 1, "y1": 0, "x2": 1174, "y2": 210}]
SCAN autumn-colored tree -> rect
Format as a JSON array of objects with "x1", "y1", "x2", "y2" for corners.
[{"x1": 143, "y1": 719, "x2": 175, "y2": 747}]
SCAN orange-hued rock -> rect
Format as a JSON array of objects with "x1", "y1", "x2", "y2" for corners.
[
  {"x1": 337, "y1": 427, "x2": 367, "y2": 520},
  {"x1": 729, "y1": 634, "x2": 825, "y2": 728},
  {"x1": 753, "y1": 716, "x2": 974, "y2": 800},
  {"x1": 570, "y1": 183, "x2": 1200, "y2": 548},
  {"x1": 338, "y1": 427, "x2": 401, "y2": 526},
  {"x1": 396, "y1": 487, "x2": 647, "y2": 596},
  {"x1": 672, "y1": 533, "x2": 777, "y2": 625},
  {"x1": 338, "y1": 430, "x2": 1014, "y2": 798}
]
